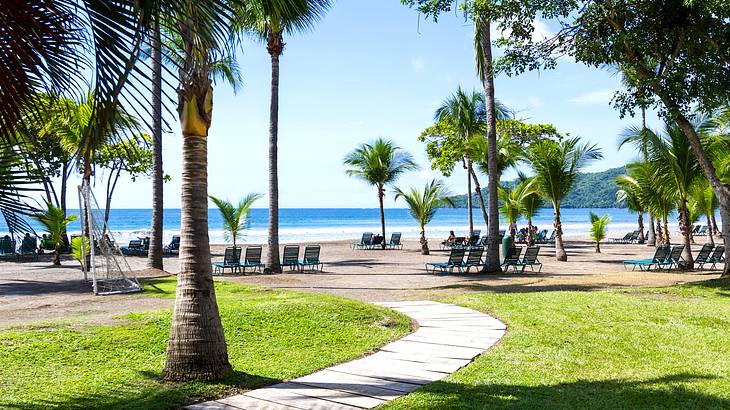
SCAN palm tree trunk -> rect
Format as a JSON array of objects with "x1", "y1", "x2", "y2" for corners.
[
  {"x1": 469, "y1": 166, "x2": 489, "y2": 227},
  {"x1": 637, "y1": 213, "x2": 645, "y2": 244},
  {"x1": 679, "y1": 199, "x2": 693, "y2": 269},
  {"x1": 147, "y1": 17, "x2": 164, "y2": 271},
  {"x1": 710, "y1": 213, "x2": 719, "y2": 236},
  {"x1": 527, "y1": 217, "x2": 534, "y2": 246},
  {"x1": 266, "y1": 31, "x2": 283, "y2": 273},
  {"x1": 466, "y1": 160, "x2": 474, "y2": 235},
  {"x1": 595, "y1": 240, "x2": 600, "y2": 253},
  {"x1": 420, "y1": 227, "x2": 428, "y2": 255},
  {"x1": 163, "y1": 60, "x2": 231, "y2": 380},
  {"x1": 378, "y1": 186, "x2": 386, "y2": 250},
  {"x1": 706, "y1": 215, "x2": 715, "y2": 246},
  {"x1": 60, "y1": 161, "x2": 70, "y2": 250},
  {"x1": 477, "y1": 14, "x2": 501, "y2": 273},
  {"x1": 647, "y1": 215, "x2": 656, "y2": 246},
  {"x1": 663, "y1": 214, "x2": 670, "y2": 245},
  {"x1": 553, "y1": 204, "x2": 567, "y2": 261}
]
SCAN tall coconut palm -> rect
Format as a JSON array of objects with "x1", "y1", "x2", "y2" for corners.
[
  {"x1": 163, "y1": 1, "x2": 237, "y2": 381},
  {"x1": 235, "y1": 0, "x2": 331, "y2": 272},
  {"x1": 615, "y1": 174, "x2": 647, "y2": 244},
  {"x1": 690, "y1": 179, "x2": 719, "y2": 246},
  {"x1": 648, "y1": 123, "x2": 704, "y2": 268},
  {"x1": 344, "y1": 139, "x2": 418, "y2": 250},
  {"x1": 209, "y1": 193, "x2": 262, "y2": 247},
  {"x1": 394, "y1": 180, "x2": 454, "y2": 255},
  {"x1": 625, "y1": 160, "x2": 675, "y2": 245},
  {"x1": 523, "y1": 137, "x2": 603, "y2": 261},
  {"x1": 148, "y1": 15, "x2": 165, "y2": 271}
]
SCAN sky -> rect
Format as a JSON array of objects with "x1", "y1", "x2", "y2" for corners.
[{"x1": 74, "y1": 0, "x2": 660, "y2": 209}]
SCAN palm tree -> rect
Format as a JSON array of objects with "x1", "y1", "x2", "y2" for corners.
[
  {"x1": 163, "y1": 1, "x2": 238, "y2": 382},
  {"x1": 589, "y1": 212, "x2": 611, "y2": 253},
  {"x1": 625, "y1": 161, "x2": 675, "y2": 245},
  {"x1": 615, "y1": 175, "x2": 647, "y2": 244},
  {"x1": 236, "y1": 1, "x2": 332, "y2": 272},
  {"x1": 690, "y1": 180, "x2": 719, "y2": 246},
  {"x1": 523, "y1": 137, "x2": 603, "y2": 261},
  {"x1": 394, "y1": 180, "x2": 454, "y2": 255},
  {"x1": 209, "y1": 194, "x2": 262, "y2": 247},
  {"x1": 618, "y1": 124, "x2": 656, "y2": 245},
  {"x1": 497, "y1": 184, "x2": 523, "y2": 237},
  {"x1": 344, "y1": 139, "x2": 418, "y2": 249},
  {"x1": 515, "y1": 174, "x2": 543, "y2": 246},
  {"x1": 647, "y1": 122, "x2": 705, "y2": 268},
  {"x1": 32, "y1": 202, "x2": 78, "y2": 266},
  {"x1": 148, "y1": 14, "x2": 165, "y2": 271}
]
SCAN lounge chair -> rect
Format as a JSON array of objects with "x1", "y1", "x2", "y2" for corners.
[
  {"x1": 691, "y1": 225, "x2": 701, "y2": 235},
  {"x1": 425, "y1": 248, "x2": 465, "y2": 274},
  {"x1": 17, "y1": 236, "x2": 38, "y2": 261},
  {"x1": 352, "y1": 232, "x2": 372, "y2": 250},
  {"x1": 121, "y1": 239, "x2": 143, "y2": 255},
  {"x1": 472, "y1": 230, "x2": 481, "y2": 238},
  {"x1": 659, "y1": 245, "x2": 686, "y2": 271},
  {"x1": 461, "y1": 247, "x2": 484, "y2": 273},
  {"x1": 507, "y1": 246, "x2": 542, "y2": 273},
  {"x1": 501, "y1": 246, "x2": 523, "y2": 270},
  {"x1": 623, "y1": 245, "x2": 670, "y2": 271},
  {"x1": 609, "y1": 231, "x2": 634, "y2": 243},
  {"x1": 281, "y1": 245, "x2": 300, "y2": 271},
  {"x1": 696, "y1": 226, "x2": 708, "y2": 236},
  {"x1": 213, "y1": 246, "x2": 242, "y2": 274},
  {"x1": 694, "y1": 244, "x2": 715, "y2": 270},
  {"x1": 164, "y1": 235, "x2": 180, "y2": 255},
  {"x1": 705, "y1": 246, "x2": 725, "y2": 270},
  {"x1": 0, "y1": 236, "x2": 15, "y2": 256},
  {"x1": 298, "y1": 245, "x2": 323, "y2": 272},
  {"x1": 241, "y1": 246, "x2": 265, "y2": 273},
  {"x1": 498, "y1": 230, "x2": 506, "y2": 239},
  {"x1": 386, "y1": 233, "x2": 403, "y2": 250},
  {"x1": 452, "y1": 237, "x2": 466, "y2": 249},
  {"x1": 476, "y1": 236, "x2": 488, "y2": 248},
  {"x1": 466, "y1": 233, "x2": 481, "y2": 249}
]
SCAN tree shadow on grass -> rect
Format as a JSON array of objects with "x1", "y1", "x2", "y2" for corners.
[
  {"x1": 403, "y1": 372, "x2": 730, "y2": 409},
  {"x1": 0, "y1": 370, "x2": 281, "y2": 410}
]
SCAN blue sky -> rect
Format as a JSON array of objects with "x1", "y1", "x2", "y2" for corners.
[{"x1": 86, "y1": 0, "x2": 658, "y2": 209}]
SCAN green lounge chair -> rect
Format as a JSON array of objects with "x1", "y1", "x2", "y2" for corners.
[
  {"x1": 298, "y1": 245, "x2": 323, "y2": 272},
  {"x1": 693, "y1": 243, "x2": 715, "y2": 270},
  {"x1": 352, "y1": 232, "x2": 373, "y2": 250},
  {"x1": 386, "y1": 232, "x2": 403, "y2": 250},
  {"x1": 0, "y1": 236, "x2": 14, "y2": 256},
  {"x1": 452, "y1": 237, "x2": 466, "y2": 249},
  {"x1": 706, "y1": 245, "x2": 725, "y2": 270},
  {"x1": 121, "y1": 239, "x2": 143, "y2": 256},
  {"x1": 501, "y1": 246, "x2": 523, "y2": 270},
  {"x1": 609, "y1": 231, "x2": 634, "y2": 243},
  {"x1": 425, "y1": 248, "x2": 465, "y2": 274},
  {"x1": 281, "y1": 245, "x2": 299, "y2": 271},
  {"x1": 164, "y1": 235, "x2": 180, "y2": 255},
  {"x1": 623, "y1": 245, "x2": 670, "y2": 271},
  {"x1": 466, "y1": 233, "x2": 481, "y2": 249},
  {"x1": 213, "y1": 246, "x2": 242, "y2": 274},
  {"x1": 17, "y1": 236, "x2": 38, "y2": 261},
  {"x1": 508, "y1": 246, "x2": 542, "y2": 273},
  {"x1": 461, "y1": 247, "x2": 484, "y2": 273},
  {"x1": 659, "y1": 245, "x2": 685, "y2": 271},
  {"x1": 696, "y1": 226, "x2": 708, "y2": 236},
  {"x1": 240, "y1": 246, "x2": 265, "y2": 273}
]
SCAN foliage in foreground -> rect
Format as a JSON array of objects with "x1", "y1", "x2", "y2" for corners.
[
  {"x1": 0, "y1": 278, "x2": 410, "y2": 410},
  {"x1": 384, "y1": 278, "x2": 730, "y2": 409}
]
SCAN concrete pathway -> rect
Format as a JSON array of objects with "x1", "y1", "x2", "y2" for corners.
[{"x1": 186, "y1": 301, "x2": 506, "y2": 410}]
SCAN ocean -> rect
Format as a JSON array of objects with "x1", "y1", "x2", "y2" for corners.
[{"x1": 1, "y1": 207, "x2": 682, "y2": 245}]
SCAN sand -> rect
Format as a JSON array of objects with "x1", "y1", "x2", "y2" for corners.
[{"x1": 0, "y1": 233, "x2": 722, "y2": 326}]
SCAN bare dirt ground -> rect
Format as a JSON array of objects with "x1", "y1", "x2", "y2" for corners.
[{"x1": 0, "y1": 234, "x2": 722, "y2": 326}]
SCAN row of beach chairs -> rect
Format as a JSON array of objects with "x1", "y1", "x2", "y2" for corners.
[
  {"x1": 609, "y1": 230, "x2": 642, "y2": 244},
  {"x1": 351, "y1": 232, "x2": 403, "y2": 250},
  {"x1": 213, "y1": 244, "x2": 323, "y2": 274},
  {"x1": 425, "y1": 246, "x2": 543, "y2": 274},
  {"x1": 0, "y1": 236, "x2": 38, "y2": 261},
  {"x1": 121, "y1": 236, "x2": 180, "y2": 256},
  {"x1": 623, "y1": 244, "x2": 725, "y2": 272}
]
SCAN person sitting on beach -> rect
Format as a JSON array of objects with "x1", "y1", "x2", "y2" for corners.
[{"x1": 441, "y1": 230, "x2": 456, "y2": 247}]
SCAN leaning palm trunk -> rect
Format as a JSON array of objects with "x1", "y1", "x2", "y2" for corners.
[
  {"x1": 553, "y1": 205, "x2": 567, "y2": 261},
  {"x1": 526, "y1": 217, "x2": 534, "y2": 246},
  {"x1": 419, "y1": 228, "x2": 428, "y2": 255},
  {"x1": 377, "y1": 186, "x2": 386, "y2": 250},
  {"x1": 266, "y1": 31, "x2": 283, "y2": 273},
  {"x1": 637, "y1": 214, "x2": 645, "y2": 244},
  {"x1": 466, "y1": 160, "x2": 474, "y2": 235},
  {"x1": 477, "y1": 13, "x2": 501, "y2": 272},
  {"x1": 647, "y1": 215, "x2": 656, "y2": 246},
  {"x1": 663, "y1": 214, "x2": 670, "y2": 245},
  {"x1": 148, "y1": 18, "x2": 164, "y2": 270},
  {"x1": 469, "y1": 166, "x2": 489, "y2": 227},
  {"x1": 163, "y1": 32, "x2": 231, "y2": 380},
  {"x1": 706, "y1": 215, "x2": 715, "y2": 246},
  {"x1": 678, "y1": 200, "x2": 694, "y2": 269}
]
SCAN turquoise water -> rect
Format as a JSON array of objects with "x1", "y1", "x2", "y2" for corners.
[{"x1": 3, "y1": 207, "x2": 672, "y2": 244}]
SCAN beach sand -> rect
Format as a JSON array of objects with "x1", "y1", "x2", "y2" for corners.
[{"x1": 0, "y1": 233, "x2": 722, "y2": 326}]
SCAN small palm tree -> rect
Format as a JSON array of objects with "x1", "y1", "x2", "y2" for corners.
[
  {"x1": 394, "y1": 180, "x2": 454, "y2": 255},
  {"x1": 209, "y1": 193, "x2": 262, "y2": 247},
  {"x1": 344, "y1": 139, "x2": 418, "y2": 249},
  {"x1": 497, "y1": 184, "x2": 523, "y2": 237},
  {"x1": 523, "y1": 137, "x2": 603, "y2": 261},
  {"x1": 589, "y1": 212, "x2": 611, "y2": 253},
  {"x1": 515, "y1": 174, "x2": 543, "y2": 246},
  {"x1": 32, "y1": 202, "x2": 78, "y2": 266}
]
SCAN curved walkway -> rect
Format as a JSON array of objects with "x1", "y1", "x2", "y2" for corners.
[{"x1": 186, "y1": 301, "x2": 506, "y2": 410}]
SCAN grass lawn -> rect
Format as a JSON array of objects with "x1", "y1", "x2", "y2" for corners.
[
  {"x1": 384, "y1": 277, "x2": 730, "y2": 409},
  {"x1": 0, "y1": 278, "x2": 411, "y2": 410}
]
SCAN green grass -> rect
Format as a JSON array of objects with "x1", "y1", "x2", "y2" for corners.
[
  {"x1": 0, "y1": 278, "x2": 411, "y2": 409},
  {"x1": 384, "y1": 277, "x2": 730, "y2": 409}
]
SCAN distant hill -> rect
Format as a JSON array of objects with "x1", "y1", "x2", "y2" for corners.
[{"x1": 449, "y1": 166, "x2": 626, "y2": 208}]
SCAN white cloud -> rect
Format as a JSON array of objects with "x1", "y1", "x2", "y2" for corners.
[
  {"x1": 411, "y1": 58, "x2": 425, "y2": 73},
  {"x1": 568, "y1": 89, "x2": 616, "y2": 105},
  {"x1": 526, "y1": 96, "x2": 543, "y2": 110},
  {"x1": 491, "y1": 18, "x2": 555, "y2": 42}
]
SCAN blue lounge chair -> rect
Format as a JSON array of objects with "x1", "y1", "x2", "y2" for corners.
[
  {"x1": 623, "y1": 245, "x2": 670, "y2": 271},
  {"x1": 705, "y1": 245, "x2": 725, "y2": 270},
  {"x1": 352, "y1": 232, "x2": 373, "y2": 250},
  {"x1": 213, "y1": 246, "x2": 242, "y2": 274},
  {"x1": 164, "y1": 235, "x2": 180, "y2": 255},
  {"x1": 659, "y1": 245, "x2": 685, "y2": 271},
  {"x1": 386, "y1": 233, "x2": 403, "y2": 250},
  {"x1": 298, "y1": 245, "x2": 323, "y2": 272},
  {"x1": 17, "y1": 236, "x2": 38, "y2": 261},
  {"x1": 508, "y1": 246, "x2": 542, "y2": 273},
  {"x1": 281, "y1": 245, "x2": 300, "y2": 271},
  {"x1": 121, "y1": 239, "x2": 143, "y2": 256},
  {"x1": 693, "y1": 243, "x2": 714, "y2": 270},
  {"x1": 0, "y1": 236, "x2": 15, "y2": 256},
  {"x1": 425, "y1": 248, "x2": 465, "y2": 274},
  {"x1": 461, "y1": 247, "x2": 484, "y2": 273},
  {"x1": 501, "y1": 246, "x2": 523, "y2": 270},
  {"x1": 241, "y1": 246, "x2": 265, "y2": 273}
]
